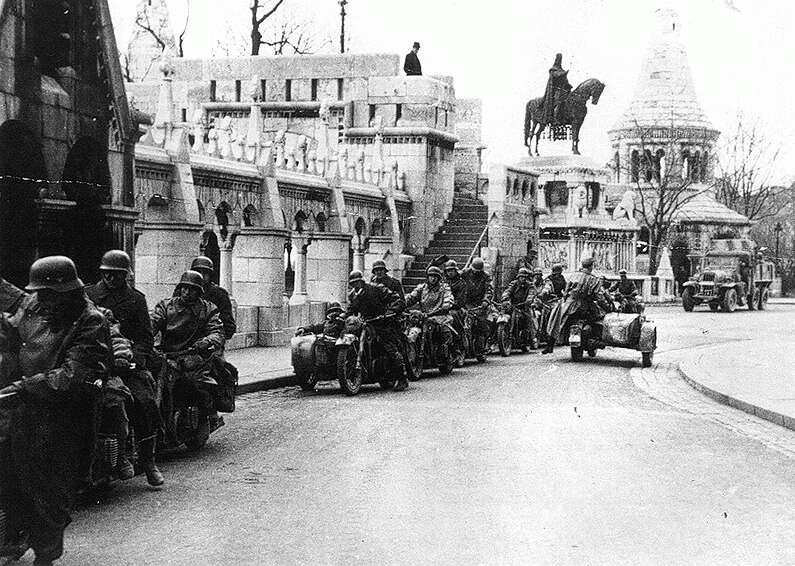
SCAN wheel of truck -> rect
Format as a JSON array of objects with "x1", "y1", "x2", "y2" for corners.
[
  {"x1": 708, "y1": 303, "x2": 719, "y2": 312},
  {"x1": 721, "y1": 288, "x2": 738, "y2": 312},
  {"x1": 757, "y1": 288, "x2": 769, "y2": 310},
  {"x1": 336, "y1": 347, "x2": 362, "y2": 396},
  {"x1": 570, "y1": 346, "x2": 584, "y2": 362},
  {"x1": 641, "y1": 351, "x2": 654, "y2": 368},
  {"x1": 497, "y1": 323, "x2": 512, "y2": 357},
  {"x1": 682, "y1": 288, "x2": 696, "y2": 312},
  {"x1": 406, "y1": 342, "x2": 423, "y2": 381}
]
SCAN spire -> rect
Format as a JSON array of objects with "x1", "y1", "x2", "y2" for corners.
[{"x1": 610, "y1": 7, "x2": 717, "y2": 133}]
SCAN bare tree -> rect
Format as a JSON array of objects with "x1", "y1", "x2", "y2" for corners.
[
  {"x1": 261, "y1": 20, "x2": 332, "y2": 55},
  {"x1": 249, "y1": 0, "x2": 286, "y2": 55},
  {"x1": 617, "y1": 121, "x2": 716, "y2": 275},
  {"x1": 715, "y1": 115, "x2": 781, "y2": 222}
]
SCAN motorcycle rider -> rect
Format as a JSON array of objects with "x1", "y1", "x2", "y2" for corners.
[
  {"x1": 182, "y1": 257, "x2": 236, "y2": 341},
  {"x1": 85, "y1": 250, "x2": 164, "y2": 487},
  {"x1": 151, "y1": 270, "x2": 225, "y2": 444},
  {"x1": 542, "y1": 257, "x2": 604, "y2": 354},
  {"x1": 346, "y1": 270, "x2": 408, "y2": 391},
  {"x1": 0, "y1": 256, "x2": 112, "y2": 565},
  {"x1": 444, "y1": 260, "x2": 467, "y2": 366},
  {"x1": 371, "y1": 259, "x2": 405, "y2": 301},
  {"x1": 460, "y1": 258, "x2": 494, "y2": 356},
  {"x1": 609, "y1": 269, "x2": 640, "y2": 313},
  {"x1": 546, "y1": 264, "x2": 567, "y2": 298},
  {"x1": 405, "y1": 266, "x2": 455, "y2": 366},
  {"x1": 532, "y1": 268, "x2": 545, "y2": 291},
  {"x1": 500, "y1": 267, "x2": 537, "y2": 349}
]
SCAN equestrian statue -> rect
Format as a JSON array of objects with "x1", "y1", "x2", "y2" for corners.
[{"x1": 524, "y1": 53, "x2": 605, "y2": 156}]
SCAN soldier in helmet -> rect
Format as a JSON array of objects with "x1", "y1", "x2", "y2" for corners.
[
  {"x1": 296, "y1": 302, "x2": 345, "y2": 338},
  {"x1": 546, "y1": 263, "x2": 567, "y2": 299},
  {"x1": 85, "y1": 250, "x2": 163, "y2": 487},
  {"x1": 0, "y1": 256, "x2": 112, "y2": 565},
  {"x1": 443, "y1": 260, "x2": 467, "y2": 366},
  {"x1": 151, "y1": 270, "x2": 224, "y2": 443},
  {"x1": 405, "y1": 266, "x2": 455, "y2": 365},
  {"x1": 460, "y1": 257, "x2": 494, "y2": 357},
  {"x1": 500, "y1": 267, "x2": 538, "y2": 349},
  {"x1": 609, "y1": 269, "x2": 640, "y2": 313},
  {"x1": 543, "y1": 256, "x2": 604, "y2": 354},
  {"x1": 346, "y1": 270, "x2": 408, "y2": 390},
  {"x1": 370, "y1": 259, "x2": 405, "y2": 301},
  {"x1": 183, "y1": 256, "x2": 236, "y2": 341}
]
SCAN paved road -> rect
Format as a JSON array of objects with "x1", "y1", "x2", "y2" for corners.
[{"x1": 43, "y1": 304, "x2": 795, "y2": 565}]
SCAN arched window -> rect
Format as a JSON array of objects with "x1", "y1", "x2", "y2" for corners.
[
  {"x1": 315, "y1": 212, "x2": 327, "y2": 232},
  {"x1": 512, "y1": 178, "x2": 520, "y2": 198},
  {"x1": 521, "y1": 180, "x2": 529, "y2": 201},
  {"x1": 630, "y1": 150, "x2": 640, "y2": 183},
  {"x1": 655, "y1": 149, "x2": 666, "y2": 182},
  {"x1": 243, "y1": 204, "x2": 259, "y2": 227},
  {"x1": 197, "y1": 200, "x2": 206, "y2": 224},
  {"x1": 293, "y1": 210, "x2": 308, "y2": 233},
  {"x1": 700, "y1": 151, "x2": 709, "y2": 182},
  {"x1": 691, "y1": 151, "x2": 701, "y2": 181},
  {"x1": 681, "y1": 150, "x2": 690, "y2": 180},
  {"x1": 216, "y1": 202, "x2": 232, "y2": 239},
  {"x1": 371, "y1": 218, "x2": 383, "y2": 237},
  {"x1": 643, "y1": 149, "x2": 654, "y2": 182}
]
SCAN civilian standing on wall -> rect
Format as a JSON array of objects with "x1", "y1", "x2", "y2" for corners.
[{"x1": 404, "y1": 42, "x2": 422, "y2": 76}]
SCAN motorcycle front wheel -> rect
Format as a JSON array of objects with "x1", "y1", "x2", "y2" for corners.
[
  {"x1": 337, "y1": 347, "x2": 363, "y2": 396},
  {"x1": 497, "y1": 323, "x2": 512, "y2": 357},
  {"x1": 406, "y1": 342, "x2": 424, "y2": 381}
]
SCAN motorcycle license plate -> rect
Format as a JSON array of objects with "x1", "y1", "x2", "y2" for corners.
[{"x1": 569, "y1": 327, "x2": 582, "y2": 347}]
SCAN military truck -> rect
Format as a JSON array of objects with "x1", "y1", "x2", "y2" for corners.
[{"x1": 681, "y1": 238, "x2": 773, "y2": 313}]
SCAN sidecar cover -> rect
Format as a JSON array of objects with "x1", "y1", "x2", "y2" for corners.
[
  {"x1": 291, "y1": 334, "x2": 317, "y2": 376},
  {"x1": 600, "y1": 313, "x2": 642, "y2": 347}
]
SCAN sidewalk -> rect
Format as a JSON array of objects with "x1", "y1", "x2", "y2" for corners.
[
  {"x1": 674, "y1": 336, "x2": 795, "y2": 430},
  {"x1": 226, "y1": 345, "x2": 295, "y2": 394}
]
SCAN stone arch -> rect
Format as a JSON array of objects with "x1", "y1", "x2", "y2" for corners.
[
  {"x1": 353, "y1": 217, "x2": 366, "y2": 250},
  {"x1": 62, "y1": 136, "x2": 113, "y2": 284},
  {"x1": 371, "y1": 218, "x2": 383, "y2": 237},
  {"x1": 215, "y1": 201, "x2": 232, "y2": 238},
  {"x1": 681, "y1": 149, "x2": 691, "y2": 180},
  {"x1": 315, "y1": 211, "x2": 327, "y2": 232},
  {"x1": 521, "y1": 180, "x2": 529, "y2": 201},
  {"x1": 630, "y1": 150, "x2": 640, "y2": 183},
  {"x1": 692, "y1": 151, "x2": 701, "y2": 182},
  {"x1": 200, "y1": 230, "x2": 221, "y2": 285},
  {"x1": 655, "y1": 149, "x2": 666, "y2": 181},
  {"x1": 0, "y1": 120, "x2": 47, "y2": 287},
  {"x1": 293, "y1": 210, "x2": 309, "y2": 233},
  {"x1": 512, "y1": 178, "x2": 520, "y2": 198},
  {"x1": 243, "y1": 204, "x2": 259, "y2": 227}
]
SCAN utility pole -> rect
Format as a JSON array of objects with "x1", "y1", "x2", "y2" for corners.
[{"x1": 339, "y1": 0, "x2": 348, "y2": 54}]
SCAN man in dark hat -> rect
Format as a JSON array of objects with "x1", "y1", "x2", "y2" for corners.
[
  {"x1": 404, "y1": 42, "x2": 422, "y2": 76},
  {"x1": 610, "y1": 269, "x2": 640, "y2": 313},
  {"x1": 297, "y1": 302, "x2": 346, "y2": 339}
]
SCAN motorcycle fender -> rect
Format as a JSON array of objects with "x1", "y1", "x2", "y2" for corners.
[
  {"x1": 336, "y1": 334, "x2": 356, "y2": 347},
  {"x1": 406, "y1": 326, "x2": 422, "y2": 343},
  {"x1": 638, "y1": 322, "x2": 657, "y2": 352},
  {"x1": 569, "y1": 324, "x2": 582, "y2": 347}
]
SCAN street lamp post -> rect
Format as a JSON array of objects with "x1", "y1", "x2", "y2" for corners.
[{"x1": 339, "y1": 0, "x2": 348, "y2": 54}]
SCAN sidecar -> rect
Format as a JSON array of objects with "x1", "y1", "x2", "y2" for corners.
[{"x1": 568, "y1": 312, "x2": 657, "y2": 367}]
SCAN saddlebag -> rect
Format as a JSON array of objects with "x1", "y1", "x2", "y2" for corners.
[
  {"x1": 601, "y1": 313, "x2": 642, "y2": 347},
  {"x1": 212, "y1": 358, "x2": 238, "y2": 413}
]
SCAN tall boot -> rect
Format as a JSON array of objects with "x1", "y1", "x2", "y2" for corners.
[
  {"x1": 393, "y1": 360, "x2": 409, "y2": 391},
  {"x1": 139, "y1": 438, "x2": 164, "y2": 486}
]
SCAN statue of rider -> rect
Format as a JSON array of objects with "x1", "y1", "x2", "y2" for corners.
[{"x1": 543, "y1": 53, "x2": 572, "y2": 125}]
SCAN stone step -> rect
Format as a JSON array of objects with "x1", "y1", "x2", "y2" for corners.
[
  {"x1": 451, "y1": 211, "x2": 488, "y2": 219},
  {"x1": 445, "y1": 217, "x2": 489, "y2": 225},
  {"x1": 438, "y1": 224, "x2": 487, "y2": 235},
  {"x1": 431, "y1": 233, "x2": 481, "y2": 243}
]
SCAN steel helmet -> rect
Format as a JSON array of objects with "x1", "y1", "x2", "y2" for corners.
[
  {"x1": 471, "y1": 257, "x2": 485, "y2": 272},
  {"x1": 533, "y1": 268, "x2": 544, "y2": 276},
  {"x1": 26, "y1": 255, "x2": 84, "y2": 292},
  {"x1": 619, "y1": 268, "x2": 627, "y2": 275},
  {"x1": 518, "y1": 267, "x2": 531, "y2": 278},
  {"x1": 99, "y1": 249, "x2": 132, "y2": 273},
  {"x1": 552, "y1": 263, "x2": 564, "y2": 273},
  {"x1": 326, "y1": 301, "x2": 344, "y2": 315},
  {"x1": 348, "y1": 270, "x2": 364, "y2": 284},
  {"x1": 371, "y1": 259, "x2": 388, "y2": 272},
  {"x1": 581, "y1": 257, "x2": 595, "y2": 269},
  {"x1": 177, "y1": 270, "x2": 205, "y2": 293},
  {"x1": 444, "y1": 260, "x2": 458, "y2": 271},
  {"x1": 426, "y1": 266, "x2": 442, "y2": 278},
  {"x1": 190, "y1": 256, "x2": 214, "y2": 273}
]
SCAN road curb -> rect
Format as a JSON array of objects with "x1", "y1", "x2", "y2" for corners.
[
  {"x1": 676, "y1": 360, "x2": 793, "y2": 431},
  {"x1": 236, "y1": 369, "x2": 297, "y2": 395}
]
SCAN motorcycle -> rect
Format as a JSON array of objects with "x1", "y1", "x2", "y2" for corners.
[
  {"x1": 533, "y1": 295, "x2": 559, "y2": 348},
  {"x1": 404, "y1": 310, "x2": 454, "y2": 379},
  {"x1": 462, "y1": 304, "x2": 490, "y2": 363},
  {"x1": 496, "y1": 300, "x2": 536, "y2": 356},
  {"x1": 336, "y1": 313, "x2": 407, "y2": 395},
  {"x1": 613, "y1": 291, "x2": 644, "y2": 314},
  {"x1": 568, "y1": 312, "x2": 657, "y2": 367},
  {"x1": 155, "y1": 349, "x2": 227, "y2": 451},
  {"x1": 291, "y1": 331, "x2": 339, "y2": 392}
]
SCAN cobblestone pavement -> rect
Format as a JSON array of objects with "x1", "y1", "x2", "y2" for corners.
[{"x1": 36, "y1": 304, "x2": 795, "y2": 565}]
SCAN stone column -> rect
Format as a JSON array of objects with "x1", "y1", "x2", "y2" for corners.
[
  {"x1": 218, "y1": 235, "x2": 234, "y2": 294},
  {"x1": 290, "y1": 235, "x2": 311, "y2": 306},
  {"x1": 353, "y1": 245, "x2": 365, "y2": 273},
  {"x1": 306, "y1": 232, "x2": 353, "y2": 304}
]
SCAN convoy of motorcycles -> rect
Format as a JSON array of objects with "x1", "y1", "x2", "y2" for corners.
[{"x1": 292, "y1": 278, "x2": 659, "y2": 395}]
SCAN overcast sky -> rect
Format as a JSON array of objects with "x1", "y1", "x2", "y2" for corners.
[{"x1": 108, "y1": 0, "x2": 795, "y2": 183}]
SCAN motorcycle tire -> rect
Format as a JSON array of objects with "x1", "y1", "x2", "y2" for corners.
[
  {"x1": 570, "y1": 347, "x2": 584, "y2": 362},
  {"x1": 336, "y1": 347, "x2": 362, "y2": 396},
  {"x1": 406, "y1": 342, "x2": 423, "y2": 381},
  {"x1": 497, "y1": 323, "x2": 512, "y2": 357},
  {"x1": 298, "y1": 372, "x2": 318, "y2": 392}
]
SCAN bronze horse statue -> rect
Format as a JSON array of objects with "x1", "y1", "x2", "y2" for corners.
[{"x1": 524, "y1": 78, "x2": 605, "y2": 156}]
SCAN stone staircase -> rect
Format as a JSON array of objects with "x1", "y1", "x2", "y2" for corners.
[{"x1": 402, "y1": 196, "x2": 489, "y2": 291}]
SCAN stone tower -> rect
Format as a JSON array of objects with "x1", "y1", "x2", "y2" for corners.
[
  {"x1": 608, "y1": 7, "x2": 720, "y2": 186},
  {"x1": 126, "y1": 0, "x2": 176, "y2": 81}
]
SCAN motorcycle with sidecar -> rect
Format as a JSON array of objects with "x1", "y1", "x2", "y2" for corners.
[
  {"x1": 335, "y1": 313, "x2": 406, "y2": 395},
  {"x1": 567, "y1": 312, "x2": 657, "y2": 367}
]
